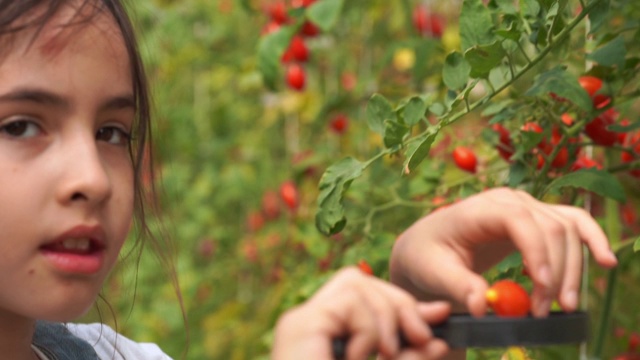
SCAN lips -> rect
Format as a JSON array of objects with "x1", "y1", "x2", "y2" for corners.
[{"x1": 40, "y1": 225, "x2": 107, "y2": 275}]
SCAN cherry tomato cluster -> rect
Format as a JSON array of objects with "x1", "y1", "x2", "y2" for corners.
[
  {"x1": 412, "y1": 4, "x2": 445, "y2": 38},
  {"x1": 261, "y1": 0, "x2": 321, "y2": 91},
  {"x1": 485, "y1": 279, "x2": 531, "y2": 317},
  {"x1": 484, "y1": 75, "x2": 640, "y2": 177}
]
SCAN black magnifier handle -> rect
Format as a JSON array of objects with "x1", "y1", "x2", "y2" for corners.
[{"x1": 331, "y1": 311, "x2": 589, "y2": 359}]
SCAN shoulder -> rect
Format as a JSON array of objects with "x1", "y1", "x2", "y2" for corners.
[{"x1": 65, "y1": 323, "x2": 173, "y2": 360}]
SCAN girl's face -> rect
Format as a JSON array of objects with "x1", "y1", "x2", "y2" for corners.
[{"x1": 0, "y1": 5, "x2": 134, "y2": 321}]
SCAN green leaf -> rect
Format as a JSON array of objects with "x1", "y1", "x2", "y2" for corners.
[
  {"x1": 545, "y1": 169, "x2": 626, "y2": 202},
  {"x1": 520, "y1": 0, "x2": 541, "y2": 17},
  {"x1": 429, "y1": 103, "x2": 446, "y2": 116},
  {"x1": 404, "y1": 97, "x2": 428, "y2": 127},
  {"x1": 525, "y1": 66, "x2": 593, "y2": 111},
  {"x1": 495, "y1": 22, "x2": 522, "y2": 41},
  {"x1": 383, "y1": 121, "x2": 409, "y2": 149},
  {"x1": 588, "y1": 0, "x2": 610, "y2": 34},
  {"x1": 403, "y1": 131, "x2": 438, "y2": 175},
  {"x1": 307, "y1": 0, "x2": 344, "y2": 32},
  {"x1": 443, "y1": 51, "x2": 471, "y2": 90},
  {"x1": 495, "y1": 252, "x2": 523, "y2": 273},
  {"x1": 315, "y1": 157, "x2": 366, "y2": 235},
  {"x1": 366, "y1": 94, "x2": 395, "y2": 135},
  {"x1": 634, "y1": 237, "x2": 640, "y2": 252},
  {"x1": 460, "y1": 0, "x2": 496, "y2": 51},
  {"x1": 508, "y1": 162, "x2": 527, "y2": 187},
  {"x1": 257, "y1": 27, "x2": 295, "y2": 90},
  {"x1": 587, "y1": 35, "x2": 627, "y2": 69},
  {"x1": 465, "y1": 41, "x2": 507, "y2": 79}
]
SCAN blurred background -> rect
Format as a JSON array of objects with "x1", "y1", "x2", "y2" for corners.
[{"x1": 80, "y1": 0, "x2": 640, "y2": 359}]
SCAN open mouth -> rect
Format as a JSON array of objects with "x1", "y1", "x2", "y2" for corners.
[{"x1": 40, "y1": 238, "x2": 104, "y2": 255}]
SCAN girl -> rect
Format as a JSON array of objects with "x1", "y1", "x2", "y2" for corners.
[{"x1": 0, "y1": 1, "x2": 618, "y2": 359}]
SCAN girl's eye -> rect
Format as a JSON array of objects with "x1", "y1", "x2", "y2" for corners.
[
  {"x1": 96, "y1": 126, "x2": 130, "y2": 146},
  {"x1": 0, "y1": 119, "x2": 41, "y2": 138}
]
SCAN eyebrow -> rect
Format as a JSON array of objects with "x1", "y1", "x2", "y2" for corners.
[{"x1": 0, "y1": 87, "x2": 135, "y2": 112}]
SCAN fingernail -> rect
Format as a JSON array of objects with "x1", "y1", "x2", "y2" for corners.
[
  {"x1": 563, "y1": 290, "x2": 578, "y2": 310},
  {"x1": 537, "y1": 265, "x2": 552, "y2": 288}
]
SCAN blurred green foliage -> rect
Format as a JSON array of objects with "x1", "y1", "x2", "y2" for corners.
[{"x1": 77, "y1": 0, "x2": 640, "y2": 359}]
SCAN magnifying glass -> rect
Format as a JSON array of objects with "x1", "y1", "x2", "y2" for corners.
[{"x1": 332, "y1": 311, "x2": 589, "y2": 359}]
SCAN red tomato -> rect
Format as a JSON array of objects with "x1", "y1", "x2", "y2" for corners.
[
  {"x1": 279, "y1": 181, "x2": 299, "y2": 211},
  {"x1": 629, "y1": 332, "x2": 640, "y2": 352},
  {"x1": 262, "y1": 190, "x2": 281, "y2": 220},
  {"x1": 281, "y1": 35, "x2": 308, "y2": 63},
  {"x1": 357, "y1": 259, "x2": 374, "y2": 276},
  {"x1": 585, "y1": 108, "x2": 619, "y2": 146},
  {"x1": 341, "y1": 72, "x2": 357, "y2": 91},
  {"x1": 579, "y1": 76, "x2": 602, "y2": 97},
  {"x1": 246, "y1": 211, "x2": 265, "y2": 232},
  {"x1": 579, "y1": 75, "x2": 611, "y2": 109},
  {"x1": 329, "y1": 114, "x2": 348, "y2": 134},
  {"x1": 486, "y1": 280, "x2": 531, "y2": 317},
  {"x1": 266, "y1": 1, "x2": 288, "y2": 24},
  {"x1": 300, "y1": 20, "x2": 320, "y2": 37},
  {"x1": 286, "y1": 63, "x2": 306, "y2": 91},
  {"x1": 412, "y1": 5, "x2": 445, "y2": 38},
  {"x1": 571, "y1": 155, "x2": 602, "y2": 171},
  {"x1": 452, "y1": 146, "x2": 478, "y2": 173},
  {"x1": 621, "y1": 204, "x2": 637, "y2": 227},
  {"x1": 492, "y1": 123, "x2": 514, "y2": 161}
]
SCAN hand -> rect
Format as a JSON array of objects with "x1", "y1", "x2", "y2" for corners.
[
  {"x1": 389, "y1": 187, "x2": 618, "y2": 318},
  {"x1": 271, "y1": 267, "x2": 451, "y2": 360}
]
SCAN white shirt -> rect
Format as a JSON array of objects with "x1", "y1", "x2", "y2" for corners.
[{"x1": 65, "y1": 323, "x2": 173, "y2": 360}]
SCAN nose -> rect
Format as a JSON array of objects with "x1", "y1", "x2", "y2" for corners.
[{"x1": 56, "y1": 133, "x2": 112, "y2": 207}]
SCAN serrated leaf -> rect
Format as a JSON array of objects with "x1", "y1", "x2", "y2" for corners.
[
  {"x1": 544, "y1": 169, "x2": 626, "y2": 202},
  {"x1": 587, "y1": 35, "x2": 626, "y2": 69},
  {"x1": 307, "y1": 0, "x2": 344, "y2": 32},
  {"x1": 465, "y1": 41, "x2": 506, "y2": 79},
  {"x1": 525, "y1": 66, "x2": 593, "y2": 111},
  {"x1": 366, "y1": 94, "x2": 395, "y2": 135},
  {"x1": 383, "y1": 121, "x2": 409, "y2": 149},
  {"x1": 257, "y1": 27, "x2": 296, "y2": 90},
  {"x1": 495, "y1": 22, "x2": 522, "y2": 41},
  {"x1": 403, "y1": 131, "x2": 438, "y2": 175},
  {"x1": 634, "y1": 237, "x2": 640, "y2": 252},
  {"x1": 315, "y1": 157, "x2": 365, "y2": 235},
  {"x1": 404, "y1": 97, "x2": 428, "y2": 127},
  {"x1": 443, "y1": 51, "x2": 471, "y2": 90},
  {"x1": 460, "y1": 0, "x2": 496, "y2": 51}
]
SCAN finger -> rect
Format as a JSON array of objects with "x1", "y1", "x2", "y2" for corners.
[
  {"x1": 553, "y1": 205, "x2": 618, "y2": 267},
  {"x1": 369, "y1": 280, "x2": 432, "y2": 348},
  {"x1": 558, "y1": 228, "x2": 583, "y2": 312},
  {"x1": 512, "y1": 192, "x2": 573, "y2": 316}
]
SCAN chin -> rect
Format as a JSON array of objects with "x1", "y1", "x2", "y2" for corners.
[{"x1": 33, "y1": 292, "x2": 101, "y2": 322}]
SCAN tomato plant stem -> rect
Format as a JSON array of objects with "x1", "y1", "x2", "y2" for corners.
[{"x1": 594, "y1": 150, "x2": 623, "y2": 358}]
